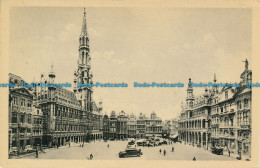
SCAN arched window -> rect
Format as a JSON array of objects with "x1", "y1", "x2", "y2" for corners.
[
  {"x1": 244, "y1": 99, "x2": 248, "y2": 108},
  {"x1": 82, "y1": 51, "x2": 84, "y2": 64}
]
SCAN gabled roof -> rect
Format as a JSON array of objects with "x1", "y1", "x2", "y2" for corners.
[{"x1": 10, "y1": 87, "x2": 33, "y2": 98}]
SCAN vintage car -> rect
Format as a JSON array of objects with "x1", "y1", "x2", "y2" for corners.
[
  {"x1": 119, "y1": 148, "x2": 143, "y2": 158},
  {"x1": 211, "y1": 147, "x2": 223, "y2": 155},
  {"x1": 147, "y1": 141, "x2": 155, "y2": 147},
  {"x1": 24, "y1": 145, "x2": 33, "y2": 153},
  {"x1": 128, "y1": 140, "x2": 135, "y2": 146},
  {"x1": 137, "y1": 142, "x2": 143, "y2": 146}
]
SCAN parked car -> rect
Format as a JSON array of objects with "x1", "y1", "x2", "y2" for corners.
[
  {"x1": 211, "y1": 147, "x2": 223, "y2": 155},
  {"x1": 119, "y1": 148, "x2": 142, "y2": 158},
  {"x1": 24, "y1": 145, "x2": 33, "y2": 153},
  {"x1": 147, "y1": 142, "x2": 154, "y2": 147},
  {"x1": 128, "y1": 140, "x2": 135, "y2": 146},
  {"x1": 109, "y1": 138, "x2": 115, "y2": 141},
  {"x1": 137, "y1": 142, "x2": 143, "y2": 146}
]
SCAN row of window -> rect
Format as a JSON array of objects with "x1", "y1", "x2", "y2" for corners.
[
  {"x1": 11, "y1": 113, "x2": 32, "y2": 124},
  {"x1": 12, "y1": 97, "x2": 32, "y2": 107},
  {"x1": 55, "y1": 124, "x2": 96, "y2": 132}
]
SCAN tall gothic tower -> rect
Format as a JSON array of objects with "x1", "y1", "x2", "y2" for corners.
[
  {"x1": 74, "y1": 8, "x2": 93, "y2": 112},
  {"x1": 186, "y1": 78, "x2": 194, "y2": 109}
]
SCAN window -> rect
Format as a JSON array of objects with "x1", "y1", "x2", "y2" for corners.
[
  {"x1": 27, "y1": 128, "x2": 31, "y2": 133},
  {"x1": 13, "y1": 97, "x2": 18, "y2": 105},
  {"x1": 224, "y1": 104, "x2": 227, "y2": 112},
  {"x1": 27, "y1": 100, "x2": 32, "y2": 107},
  {"x1": 12, "y1": 128, "x2": 17, "y2": 133},
  {"x1": 12, "y1": 141, "x2": 17, "y2": 147},
  {"x1": 225, "y1": 91, "x2": 228, "y2": 99},
  {"x1": 12, "y1": 113, "x2": 17, "y2": 123},
  {"x1": 20, "y1": 114, "x2": 25, "y2": 123},
  {"x1": 28, "y1": 115, "x2": 31, "y2": 124},
  {"x1": 237, "y1": 101, "x2": 241, "y2": 110},
  {"x1": 21, "y1": 99, "x2": 25, "y2": 106},
  {"x1": 237, "y1": 113, "x2": 242, "y2": 126},
  {"x1": 244, "y1": 99, "x2": 249, "y2": 108},
  {"x1": 20, "y1": 128, "x2": 25, "y2": 133},
  {"x1": 243, "y1": 112, "x2": 249, "y2": 125}
]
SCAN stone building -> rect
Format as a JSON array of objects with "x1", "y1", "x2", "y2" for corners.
[
  {"x1": 178, "y1": 77, "x2": 217, "y2": 149},
  {"x1": 145, "y1": 112, "x2": 162, "y2": 138},
  {"x1": 127, "y1": 113, "x2": 137, "y2": 138},
  {"x1": 136, "y1": 113, "x2": 146, "y2": 138},
  {"x1": 32, "y1": 106, "x2": 43, "y2": 148},
  {"x1": 178, "y1": 60, "x2": 252, "y2": 159},
  {"x1": 117, "y1": 111, "x2": 128, "y2": 139},
  {"x1": 109, "y1": 111, "x2": 117, "y2": 139},
  {"x1": 102, "y1": 114, "x2": 110, "y2": 140},
  {"x1": 9, "y1": 87, "x2": 34, "y2": 153},
  {"x1": 35, "y1": 71, "x2": 85, "y2": 147}
]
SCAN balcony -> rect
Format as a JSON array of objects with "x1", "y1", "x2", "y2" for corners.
[
  {"x1": 240, "y1": 124, "x2": 250, "y2": 130},
  {"x1": 219, "y1": 125, "x2": 235, "y2": 129},
  {"x1": 219, "y1": 134, "x2": 235, "y2": 139},
  {"x1": 210, "y1": 135, "x2": 219, "y2": 139}
]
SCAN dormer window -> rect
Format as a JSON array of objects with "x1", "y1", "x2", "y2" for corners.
[{"x1": 225, "y1": 91, "x2": 228, "y2": 99}]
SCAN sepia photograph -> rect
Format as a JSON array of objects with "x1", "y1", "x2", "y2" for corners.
[{"x1": 0, "y1": 0, "x2": 260, "y2": 168}]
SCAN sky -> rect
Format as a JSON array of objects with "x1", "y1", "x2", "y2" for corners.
[{"x1": 9, "y1": 7, "x2": 252, "y2": 120}]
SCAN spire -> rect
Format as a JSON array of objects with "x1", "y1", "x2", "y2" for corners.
[
  {"x1": 213, "y1": 73, "x2": 217, "y2": 83},
  {"x1": 49, "y1": 62, "x2": 55, "y2": 79},
  {"x1": 81, "y1": 7, "x2": 88, "y2": 37}
]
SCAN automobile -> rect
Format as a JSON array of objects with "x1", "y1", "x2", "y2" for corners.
[
  {"x1": 119, "y1": 148, "x2": 143, "y2": 158},
  {"x1": 109, "y1": 138, "x2": 115, "y2": 141},
  {"x1": 24, "y1": 145, "x2": 33, "y2": 153},
  {"x1": 127, "y1": 144, "x2": 136, "y2": 148},
  {"x1": 137, "y1": 142, "x2": 143, "y2": 146},
  {"x1": 147, "y1": 141, "x2": 154, "y2": 147},
  {"x1": 128, "y1": 138, "x2": 135, "y2": 142},
  {"x1": 128, "y1": 140, "x2": 135, "y2": 146},
  {"x1": 211, "y1": 147, "x2": 223, "y2": 155},
  {"x1": 162, "y1": 140, "x2": 168, "y2": 145},
  {"x1": 154, "y1": 141, "x2": 160, "y2": 146}
]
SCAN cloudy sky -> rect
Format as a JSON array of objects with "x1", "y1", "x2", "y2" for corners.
[{"x1": 9, "y1": 7, "x2": 251, "y2": 120}]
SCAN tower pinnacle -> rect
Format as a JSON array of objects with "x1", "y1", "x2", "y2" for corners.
[
  {"x1": 81, "y1": 8, "x2": 88, "y2": 37},
  {"x1": 213, "y1": 73, "x2": 217, "y2": 83}
]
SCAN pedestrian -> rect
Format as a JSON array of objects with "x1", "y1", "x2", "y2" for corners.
[
  {"x1": 163, "y1": 149, "x2": 166, "y2": 156},
  {"x1": 172, "y1": 147, "x2": 174, "y2": 152},
  {"x1": 35, "y1": 147, "x2": 38, "y2": 158},
  {"x1": 69, "y1": 142, "x2": 70, "y2": 147},
  {"x1": 228, "y1": 149, "x2": 231, "y2": 157},
  {"x1": 90, "y1": 154, "x2": 93, "y2": 160},
  {"x1": 82, "y1": 144, "x2": 84, "y2": 148},
  {"x1": 107, "y1": 144, "x2": 109, "y2": 148},
  {"x1": 159, "y1": 149, "x2": 161, "y2": 154},
  {"x1": 193, "y1": 157, "x2": 196, "y2": 161}
]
